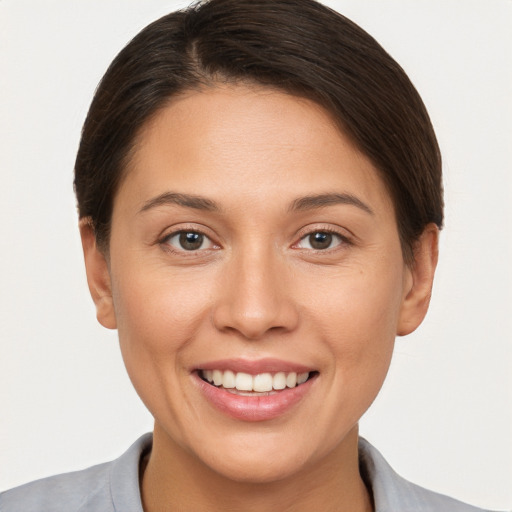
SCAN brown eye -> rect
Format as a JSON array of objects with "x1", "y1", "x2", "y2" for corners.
[
  {"x1": 308, "y1": 232, "x2": 332, "y2": 250},
  {"x1": 165, "y1": 231, "x2": 213, "y2": 251},
  {"x1": 296, "y1": 231, "x2": 344, "y2": 251},
  {"x1": 179, "y1": 232, "x2": 204, "y2": 250}
]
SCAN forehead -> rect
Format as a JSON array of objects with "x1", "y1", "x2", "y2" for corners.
[{"x1": 118, "y1": 85, "x2": 393, "y2": 217}]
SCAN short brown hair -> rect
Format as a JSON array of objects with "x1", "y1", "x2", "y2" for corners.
[{"x1": 74, "y1": 0, "x2": 443, "y2": 262}]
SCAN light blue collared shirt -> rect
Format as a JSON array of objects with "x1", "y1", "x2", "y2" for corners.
[{"x1": 0, "y1": 434, "x2": 500, "y2": 511}]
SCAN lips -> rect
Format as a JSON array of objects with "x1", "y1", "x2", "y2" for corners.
[{"x1": 193, "y1": 359, "x2": 318, "y2": 421}]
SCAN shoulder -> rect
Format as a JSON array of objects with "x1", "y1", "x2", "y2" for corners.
[
  {"x1": 0, "y1": 433, "x2": 152, "y2": 512},
  {"x1": 0, "y1": 461, "x2": 112, "y2": 512},
  {"x1": 358, "y1": 437, "x2": 499, "y2": 512}
]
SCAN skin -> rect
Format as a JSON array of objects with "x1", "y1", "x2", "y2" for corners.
[{"x1": 81, "y1": 85, "x2": 438, "y2": 512}]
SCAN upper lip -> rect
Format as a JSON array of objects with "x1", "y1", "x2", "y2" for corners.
[{"x1": 195, "y1": 358, "x2": 314, "y2": 375}]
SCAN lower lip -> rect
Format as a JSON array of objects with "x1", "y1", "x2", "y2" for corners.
[{"x1": 194, "y1": 373, "x2": 316, "y2": 422}]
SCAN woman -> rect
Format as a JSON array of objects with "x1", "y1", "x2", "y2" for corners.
[{"x1": 0, "y1": 0, "x2": 506, "y2": 510}]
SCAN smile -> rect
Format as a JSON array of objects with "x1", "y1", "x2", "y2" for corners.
[
  {"x1": 200, "y1": 369, "x2": 311, "y2": 394},
  {"x1": 194, "y1": 362, "x2": 318, "y2": 421}
]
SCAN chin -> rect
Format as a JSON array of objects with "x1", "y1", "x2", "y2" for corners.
[
  {"x1": 206, "y1": 449, "x2": 311, "y2": 484},
  {"x1": 186, "y1": 425, "x2": 351, "y2": 485}
]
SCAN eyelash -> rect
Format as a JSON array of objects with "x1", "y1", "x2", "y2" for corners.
[
  {"x1": 293, "y1": 227, "x2": 351, "y2": 252},
  {"x1": 159, "y1": 225, "x2": 351, "y2": 256},
  {"x1": 159, "y1": 226, "x2": 219, "y2": 255}
]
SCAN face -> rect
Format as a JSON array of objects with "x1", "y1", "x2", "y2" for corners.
[{"x1": 83, "y1": 85, "x2": 436, "y2": 483}]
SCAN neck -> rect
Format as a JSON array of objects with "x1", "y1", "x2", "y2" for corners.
[{"x1": 141, "y1": 423, "x2": 373, "y2": 512}]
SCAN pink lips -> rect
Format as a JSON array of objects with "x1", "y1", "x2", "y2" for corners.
[
  {"x1": 193, "y1": 358, "x2": 317, "y2": 422},
  {"x1": 197, "y1": 357, "x2": 312, "y2": 374}
]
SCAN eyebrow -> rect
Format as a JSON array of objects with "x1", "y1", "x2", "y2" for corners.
[
  {"x1": 139, "y1": 191, "x2": 373, "y2": 216},
  {"x1": 289, "y1": 193, "x2": 374, "y2": 215},
  {"x1": 139, "y1": 192, "x2": 220, "y2": 213}
]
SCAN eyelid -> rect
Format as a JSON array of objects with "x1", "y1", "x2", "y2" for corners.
[
  {"x1": 158, "y1": 223, "x2": 221, "y2": 253},
  {"x1": 292, "y1": 224, "x2": 353, "y2": 250},
  {"x1": 166, "y1": 231, "x2": 215, "y2": 251}
]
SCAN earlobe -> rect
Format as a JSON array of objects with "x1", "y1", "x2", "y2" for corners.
[
  {"x1": 79, "y1": 218, "x2": 117, "y2": 330},
  {"x1": 397, "y1": 223, "x2": 439, "y2": 336}
]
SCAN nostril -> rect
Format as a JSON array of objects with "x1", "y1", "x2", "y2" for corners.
[{"x1": 211, "y1": 268, "x2": 300, "y2": 340}]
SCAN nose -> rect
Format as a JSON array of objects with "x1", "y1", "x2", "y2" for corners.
[{"x1": 212, "y1": 246, "x2": 299, "y2": 340}]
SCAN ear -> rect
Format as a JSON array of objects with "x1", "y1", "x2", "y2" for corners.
[
  {"x1": 79, "y1": 218, "x2": 117, "y2": 329},
  {"x1": 397, "y1": 223, "x2": 439, "y2": 336}
]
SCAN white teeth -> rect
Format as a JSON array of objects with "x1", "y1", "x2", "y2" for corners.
[
  {"x1": 212, "y1": 369, "x2": 223, "y2": 386},
  {"x1": 273, "y1": 372, "x2": 287, "y2": 390},
  {"x1": 223, "y1": 370, "x2": 235, "y2": 389},
  {"x1": 286, "y1": 372, "x2": 297, "y2": 388},
  {"x1": 297, "y1": 372, "x2": 309, "y2": 385},
  {"x1": 202, "y1": 369, "x2": 311, "y2": 392},
  {"x1": 235, "y1": 372, "x2": 253, "y2": 391},
  {"x1": 253, "y1": 373, "x2": 273, "y2": 392}
]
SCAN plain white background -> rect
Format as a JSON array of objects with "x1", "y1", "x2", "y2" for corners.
[{"x1": 1, "y1": 1, "x2": 511, "y2": 509}]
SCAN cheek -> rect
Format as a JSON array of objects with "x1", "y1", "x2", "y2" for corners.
[
  {"x1": 110, "y1": 263, "x2": 213, "y2": 381},
  {"x1": 109, "y1": 264, "x2": 218, "y2": 433},
  {"x1": 313, "y1": 262, "x2": 403, "y2": 335},
  {"x1": 310, "y1": 258, "x2": 405, "y2": 386}
]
